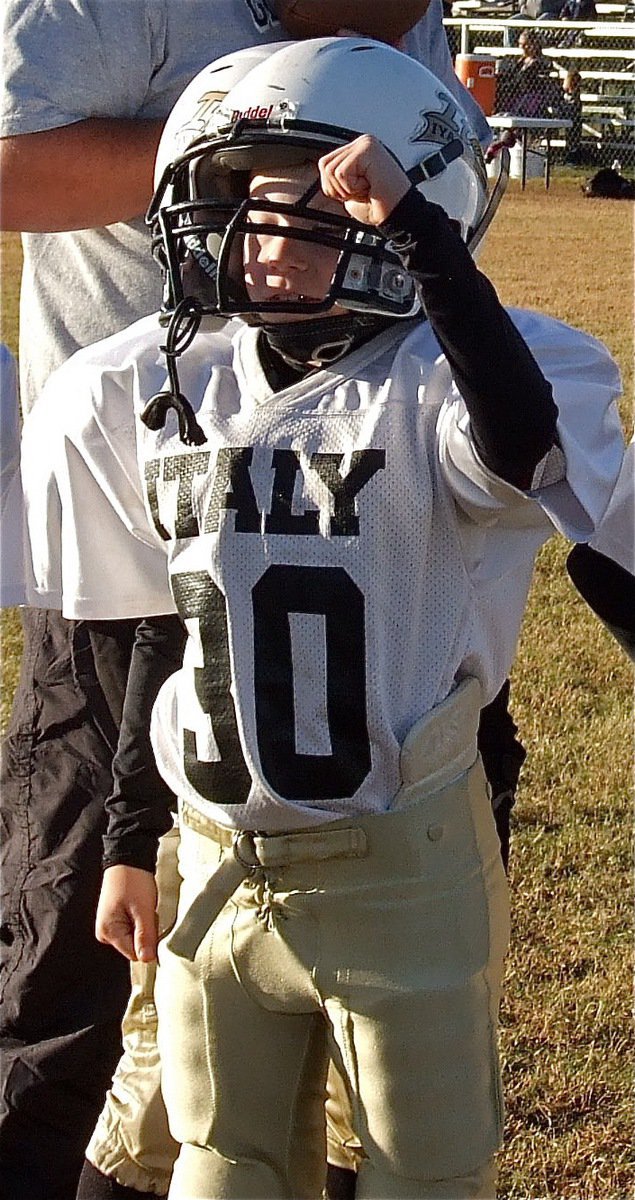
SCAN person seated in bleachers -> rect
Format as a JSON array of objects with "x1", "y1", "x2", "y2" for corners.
[
  {"x1": 556, "y1": 0, "x2": 598, "y2": 48},
  {"x1": 559, "y1": 0, "x2": 597, "y2": 20},
  {"x1": 496, "y1": 30, "x2": 565, "y2": 115},
  {"x1": 503, "y1": 0, "x2": 562, "y2": 45}
]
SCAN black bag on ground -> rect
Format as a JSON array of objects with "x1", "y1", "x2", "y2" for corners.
[{"x1": 582, "y1": 168, "x2": 635, "y2": 199}]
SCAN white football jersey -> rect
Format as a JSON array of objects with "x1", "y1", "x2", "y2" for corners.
[{"x1": 22, "y1": 312, "x2": 623, "y2": 831}]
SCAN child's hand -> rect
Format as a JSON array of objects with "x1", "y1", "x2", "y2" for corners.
[
  {"x1": 96, "y1": 865, "x2": 158, "y2": 963},
  {"x1": 318, "y1": 134, "x2": 410, "y2": 227}
]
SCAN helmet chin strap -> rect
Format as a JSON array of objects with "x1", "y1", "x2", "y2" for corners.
[
  {"x1": 141, "y1": 298, "x2": 207, "y2": 445},
  {"x1": 260, "y1": 311, "x2": 394, "y2": 370}
]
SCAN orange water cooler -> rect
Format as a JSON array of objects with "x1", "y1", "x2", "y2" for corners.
[{"x1": 455, "y1": 53, "x2": 497, "y2": 117}]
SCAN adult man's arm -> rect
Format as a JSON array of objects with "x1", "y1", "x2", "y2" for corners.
[{"x1": 0, "y1": 117, "x2": 163, "y2": 231}]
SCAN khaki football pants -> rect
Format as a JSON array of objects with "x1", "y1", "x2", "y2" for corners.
[
  {"x1": 152, "y1": 677, "x2": 508, "y2": 1199},
  {"x1": 88, "y1": 679, "x2": 508, "y2": 1198}
]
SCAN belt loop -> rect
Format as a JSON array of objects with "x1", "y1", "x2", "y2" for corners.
[{"x1": 233, "y1": 830, "x2": 260, "y2": 870}]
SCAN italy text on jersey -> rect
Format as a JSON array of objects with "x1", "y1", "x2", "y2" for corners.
[{"x1": 144, "y1": 447, "x2": 386, "y2": 542}]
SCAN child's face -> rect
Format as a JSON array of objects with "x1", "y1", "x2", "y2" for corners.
[{"x1": 243, "y1": 163, "x2": 346, "y2": 323}]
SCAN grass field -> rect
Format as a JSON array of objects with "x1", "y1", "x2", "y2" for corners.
[{"x1": 1, "y1": 174, "x2": 633, "y2": 1198}]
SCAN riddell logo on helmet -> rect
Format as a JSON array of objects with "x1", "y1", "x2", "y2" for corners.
[{"x1": 231, "y1": 103, "x2": 274, "y2": 121}]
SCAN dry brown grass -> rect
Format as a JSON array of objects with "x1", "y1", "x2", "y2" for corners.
[
  {"x1": 1, "y1": 230, "x2": 22, "y2": 358},
  {"x1": 480, "y1": 179, "x2": 633, "y2": 423},
  {"x1": 0, "y1": 231, "x2": 22, "y2": 720},
  {"x1": 1, "y1": 178, "x2": 633, "y2": 1197},
  {"x1": 479, "y1": 179, "x2": 633, "y2": 1199}
]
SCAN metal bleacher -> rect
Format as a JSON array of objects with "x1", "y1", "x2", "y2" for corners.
[{"x1": 446, "y1": 8, "x2": 635, "y2": 166}]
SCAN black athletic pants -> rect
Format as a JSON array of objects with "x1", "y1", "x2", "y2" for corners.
[{"x1": 0, "y1": 609, "x2": 137, "y2": 1200}]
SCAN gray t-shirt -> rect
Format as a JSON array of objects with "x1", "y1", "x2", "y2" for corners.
[
  {"x1": 1, "y1": 0, "x2": 490, "y2": 412},
  {"x1": 1, "y1": 0, "x2": 285, "y2": 410}
]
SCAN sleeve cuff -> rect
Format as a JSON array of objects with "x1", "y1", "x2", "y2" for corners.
[{"x1": 102, "y1": 831, "x2": 160, "y2": 874}]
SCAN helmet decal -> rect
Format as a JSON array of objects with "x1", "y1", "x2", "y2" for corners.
[
  {"x1": 172, "y1": 92, "x2": 231, "y2": 155},
  {"x1": 230, "y1": 102, "x2": 275, "y2": 122},
  {"x1": 409, "y1": 94, "x2": 463, "y2": 147}
]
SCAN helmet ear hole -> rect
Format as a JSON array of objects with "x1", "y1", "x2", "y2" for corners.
[
  {"x1": 151, "y1": 236, "x2": 168, "y2": 272},
  {"x1": 193, "y1": 156, "x2": 249, "y2": 203}
]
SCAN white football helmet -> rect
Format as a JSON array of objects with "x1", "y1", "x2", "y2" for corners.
[{"x1": 148, "y1": 37, "x2": 504, "y2": 325}]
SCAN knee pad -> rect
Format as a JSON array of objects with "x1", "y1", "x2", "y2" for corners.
[
  {"x1": 170, "y1": 1142, "x2": 322, "y2": 1199},
  {"x1": 355, "y1": 1156, "x2": 497, "y2": 1199}
]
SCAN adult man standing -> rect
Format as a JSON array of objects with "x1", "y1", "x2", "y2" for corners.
[{"x1": 0, "y1": 9, "x2": 285, "y2": 1197}]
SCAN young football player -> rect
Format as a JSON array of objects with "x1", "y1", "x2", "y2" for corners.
[
  {"x1": 22, "y1": 38, "x2": 623, "y2": 1200},
  {"x1": 72, "y1": 36, "x2": 506, "y2": 1200}
]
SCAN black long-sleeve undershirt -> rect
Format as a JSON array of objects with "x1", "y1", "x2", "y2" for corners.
[
  {"x1": 566, "y1": 543, "x2": 635, "y2": 660},
  {"x1": 380, "y1": 188, "x2": 559, "y2": 489},
  {"x1": 102, "y1": 613, "x2": 186, "y2": 872}
]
